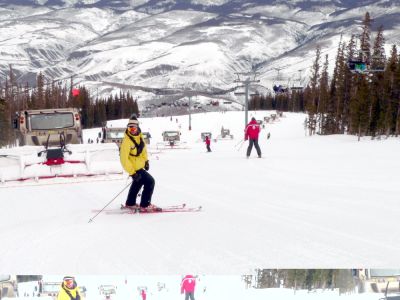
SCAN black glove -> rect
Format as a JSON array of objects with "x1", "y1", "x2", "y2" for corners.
[
  {"x1": 132, "y1": 172, "x2": 142, "y2": 182},
  {"x1": 144, "y1": 160, "x2": 149, "y2": 171}
]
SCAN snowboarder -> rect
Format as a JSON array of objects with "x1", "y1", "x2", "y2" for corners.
[
  {"x1": 204, "y1": 135, "x2": 211, "y2": 152},
  {"x1": 57, "y1": 276, "x2": 82, "y2": 300},
  {"x1": 245, "y1": 117, "x2": 262, "y2": 158},
  {"x1": 181, "y1": 275, "x2": 196, "y2": 300},
  {"x1": 120, "y1": 114, "x2": 157, "y2": 211}
]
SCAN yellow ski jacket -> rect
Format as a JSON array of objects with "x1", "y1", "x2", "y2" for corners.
[
  {"x1": 120, "y1": 130, "x2": 148, "y2": 175},
  {"x1": 57, "y1": 283, "x2": 82, "y2": 300}
]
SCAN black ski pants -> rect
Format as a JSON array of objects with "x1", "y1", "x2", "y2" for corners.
[
  {"x1": 247, "y1": 138, "x2": 261, "y2": 157},
  {"x1": 185, "y1": 292, "x2": 195, "y2": 300},
  {"x1": 126, "y1": 169, "x2": 155, "y2": 207},
  {"x1": 206, "y1": 144, "x2": 211, "y2": 152}
]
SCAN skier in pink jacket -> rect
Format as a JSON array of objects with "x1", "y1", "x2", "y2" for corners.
[
  {"x1": 181, "y1": 275, "x2": 196, "y2": 300},
  {"x1": 244, "y1": 117, "x2": 262, "y2": 158},
  {"x1": 141, "y1": 289, "x2": 146, "y2": 300}
]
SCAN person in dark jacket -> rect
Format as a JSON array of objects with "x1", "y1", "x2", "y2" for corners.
[
  {"x1": 120, "y1": 114, "x2": 158, "y2": 211},
  {"x1": 244, "y1": 117, "x2": 262, "y2": 158},
  {"x1": 204, "y1": 135, "x2": 211, "y2": 152}
]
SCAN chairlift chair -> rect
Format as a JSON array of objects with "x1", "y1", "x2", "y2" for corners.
[
  {"x1": 291, "y1": 86, "x2": 303, "y2": 91},
  {"x1": 234, "y1": 85, "x2": 246, "y2": 96},
  {"x1": 291, "y1": 69, "x2": 304, "y2": 91},
  {"x1": 272, "y1": 68, "x2": 289, "y2": 94},
  {"x1": 273, "y1": 84, "x2": 288, "y2": 94},
  {"x1": 201, "y1": 132, "x2": 212, "y2": 141},
  {"x1": 348, "y1": 59, "x2": 367, "y2": 73},
  {"x1": 368, "y1": 57, "x2": 386, "y2": 73},
  {"x1": 249, "y1": 89, "x2": 260, "y2": 97},
  {"x1": 347, "y1": 49, "x2": 386, "y2": 74}
]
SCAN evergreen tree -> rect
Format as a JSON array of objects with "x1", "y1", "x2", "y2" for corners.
[
  {"x1": 350, "y1": 75, "x2": 370, "y2": 139},
  {"x1": 306, "y1": 46, "x2": 321, "y2": 135},
  {"x1": 93, "y1": 99, "x2": 107, "y2": 127},
  {"x1": 133, "y1": 98, "x2": 139, "y2": 117},
  {"x1": 287, "y1": 269, "x2": 307, "y2": 291},
  {"x1": 369, "y1": 25, "x2": 386, "y2": 136},
  {"x1": 327, "y1": 45, "x2": 337, "y2": 133},
  {"x1": 1, "y1": 66, "x2": 18, "y2": 146},
  {"x1": 0, "y1": 97, "x2": 9, "y2": 147},
  {"x1": 23, "y1": 82, "x2": 29, "y2": 110},
  {"x1": 384, "y1": 45, "x2": 398, "y2": 135},
  {"x1": 394, "y1": 51, "x2": 400, "y2": 136},
  {"x1": 318, "y1": 54, "x2": 330, "y2": 134},
  {"x1": 35, "y1": 72, "x2": 45, "y2": 109},
  {"x1": 45, "y1": 82, "x2": 52, "y2": 108},
  {"x1": 342, "y1": 36, "x2": 357, "y2": 133},
  {"x1": 336, "y1": 269, "x2": 356, "y2": 295},
  {"x1": 80, "y1": 87, "x2": 94, "y2": 128},
  {"x1": 106, "y1": 95, "x2": 115, "y2": 120},
  {"x1": 370, "y1": 25, "x2": 386, "y2": 72},
  {"x1": 359, "y1": 12, "x2": 372, "y2": 64}
]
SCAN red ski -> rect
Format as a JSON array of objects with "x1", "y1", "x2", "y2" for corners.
[
  {"x1": 119, "y1": 206, "x2": 202, "y2": 214},
  {"x1": 92, "y1": 203, "x2": 202, "y2": 215}
]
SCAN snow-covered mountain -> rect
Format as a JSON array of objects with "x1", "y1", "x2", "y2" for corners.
[{"x1": 0, "y1": 0, "x2": 399, "y2": 101}]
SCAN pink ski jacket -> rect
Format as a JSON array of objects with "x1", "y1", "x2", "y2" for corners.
[
  {"x1": 245, "y1": 119, "x2": 260, "y2": 140},
  {"x1": 181, "y1": 275, "x2": 196, "y2": 293}
]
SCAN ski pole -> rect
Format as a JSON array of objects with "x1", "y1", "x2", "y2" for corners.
[
  {"x1": 88, "y1": 180, "x2": 133, "y2": 223},
  {"x1": 234, "y1": 139, "x2": 243, "y2": 147},
  {"x1": 236, "y1": 139, "x2": 245, "y2": 151}
]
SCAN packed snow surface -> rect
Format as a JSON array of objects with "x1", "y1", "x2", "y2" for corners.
[
  {"x1": 1, "y1": 111, "x2": 400, "y2": 275},
  {"x1": 9, "y1": 275, "x2": 387, "y2": 300}
]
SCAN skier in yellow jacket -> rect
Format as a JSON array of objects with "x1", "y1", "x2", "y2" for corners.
[
  {"x1": 120, "y1": 114, "x2": 157, "y2": 211},
  {"x1": 57, "y1": 276, "x2": 82, "y2": 300}
]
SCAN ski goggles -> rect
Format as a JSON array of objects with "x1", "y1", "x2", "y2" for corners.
[
  {"x1": 63, "y1": 277, "x2": 74, "y2": 287},
  {"x1": 128, "y1": 125, "x2": 138, "y2": 133}
]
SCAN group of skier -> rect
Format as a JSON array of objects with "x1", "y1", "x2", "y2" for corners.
[
  {"x1": 204, "y1": 116, "x2": 263, "y2": 158},
  {"x1": 118, "y1": 114, "x2": 265, "y2": 211},
  {"x1": 57, "y1": 275, "x2": 196, "y2": 300}
]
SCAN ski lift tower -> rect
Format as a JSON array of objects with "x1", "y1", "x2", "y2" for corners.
[
  {"x1": 188, "y1": 94, "x2": 192, "y2": 130},
  {"x1": 234, "y1": 71, "x2": 260, "y2": 127},
  {"x1": 183, "y1": 89, "x2": 197, "y2": 131}
]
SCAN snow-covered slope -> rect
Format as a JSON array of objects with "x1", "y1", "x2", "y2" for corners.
[
  {"x1": 13, "y1": 275, "x2": 389, "y2": 300},
  {"x1": 1, "y1": 111, "x2": 400, "y2": 274}
]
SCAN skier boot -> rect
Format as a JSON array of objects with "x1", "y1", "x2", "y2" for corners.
[
  {"x1": 122, "y1": 204, "x2": 140, "y2": 212},
  {"x1": 140, "y1": 204, "x2": 162, "y2": 212}
]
